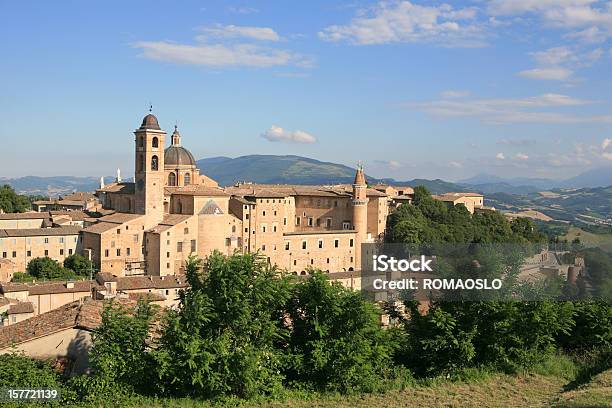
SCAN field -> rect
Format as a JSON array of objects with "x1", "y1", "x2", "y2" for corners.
[
  {"x1": 132, "y1": 369, "x2": 612, "y2": 408},
  {"x1": 563, "y1": 226, "x2": 612, "y2": 253}
]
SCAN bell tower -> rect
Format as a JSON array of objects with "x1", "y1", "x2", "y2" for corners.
[
  {"x1": 352, "y1": 162, "x2": 368, "y2": 269},
  {"x1": 134, "y1": 112, "x2": 166, "y2": 227}
]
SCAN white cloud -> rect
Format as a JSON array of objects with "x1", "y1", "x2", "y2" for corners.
[
  {"x1": 388, "y1": 160, "x2": 402, "y2": 169},
  {"x1": 518, "y1": 67, "x2": 573, "y2": 80},
  {"x1": 318, "y1": 1, "x2": 487, "y2": 47},
  {"x1": 199, "y1": 25, "x2": 280, "y2": 41},
  {"x1": 449, "y1": 161, "x2": 463, "y2": 168},
  {"x1": 564, "y1": 26, "x2": 608, "y2": 43},
  {"x1": 227, "y1": 6, "x2": 259, "y2": 14},
  {"x1": 441, "y1": 90, "x2": 470, "y2": 99},
  {"x1": 518, "y1": 46, "x2": 603, "y2": 81},
  {"x1": 260, "y1": 125, "x2": 317, "y2": 143},
  {"x1": 497, "y1": 138, "x2": 536, "y2": 146},
  {"x1": 408, "y1": 93, "x2": 612, "y2": 124},
  {"x1": 603, "y1": 138, "x2": 612, "y2": 149},
  {"x1": 496, "y1": 153, "x2": 506, "y2": 160},
  {"x1": 515, "y1": 153, "x2": 529, "y2": 161},
  {"x1": 133, "y1": 41, "x2": 312, "y2": 68},
  {"x1": 487, "y1": 1, "x2": 612, "y2": 40}
]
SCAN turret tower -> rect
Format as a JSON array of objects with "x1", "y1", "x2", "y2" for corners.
[{"x1": 352, "y1": 163, "x2": 368, "y2": 268}]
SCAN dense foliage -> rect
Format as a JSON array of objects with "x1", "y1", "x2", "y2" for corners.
[
  {"x1": 18, "y1": 256, "x2": 91, "y2": 282},
  {"x1": 0, "y1": 184, "x2": 32, "y2": 213},
  {"x1": 387, "y1": 186, "x2": 546, "y2": 245}
]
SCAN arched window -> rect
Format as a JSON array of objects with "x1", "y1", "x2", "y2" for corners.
[
  {"x1": 152, "y1": 137, "x2": 159, "y2": 148},
  {"x1": 184, "y1": 173, "x2": 191, "y2": 185},
  {"x1": 151, "y1": 155, "x2": 158, "y2": 171},
  {"x1": 168, "y1": 172, "x2": 176, "y2": 186}
]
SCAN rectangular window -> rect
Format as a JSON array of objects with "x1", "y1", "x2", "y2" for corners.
[
  {"x1": 27, "y1": 250, "x2": 31, "y2": 257},
  {"x1": 59, "y1": 237, "x2": 64, "y2": 244},
  {"x1": 12, "y1": 251, "x2": 16, "y2": 258},
  {"x1": 334, "y1": 239, "x2": 339, "y2": 248},
  {"x1": 191, "y1": 240, "x2": 196, "y2": 253},
  {"x1": 177, "y1": 242, "x2": 183, "y2": 252},
  {"x1": 44, "y1": 250, "x2": 49, "y2": 256},
  {"x1": 68, "y1": 249, "x2": 73, "y2": 255},
  {"x1": 2, "y1": 252, "x2": 6, "y2": 258},
  {"x1": 285, "y1": 242, "x2": 290, "y2": 250},
  {"x1": 44, "y1": 238, "x2": 49, "y2": 244},
  {"x1": 105, "y1": 249, "x2": 109, "y2": 257},
  {"x1": 184, "y1": 227, "x2": 189, "y2": 234},
  {"x1": 283, "y1": 217, "x2": 287, "y2": 226},
  {"x1": 127, "y1": 248, "x2": 131, "y2": 256},
  {"x1": 307, "y1": 217, "x2": 313, "y2": 227},
  {"x1": 318, "y1": 240, "x2": 323, "y2": 249},
  {"x1": 326, "y1": 218, "x2": 332, "y2": 228},
  {"x1": 349, "y1": 239, "x2": 354, "y2": 247},
  {"x1": 296, "y1": 217, "x2": 301, "y2": 226},
  {"x1": 116, "y1": 249, "x2": 121, "y2": 256},
  {"x1": 59, "y1": 249, "x2": 64, "y2": 256},
  {"x1": 342, "y1": 222, "x2": 351, "y2": 230},
  {"x1": 302, "y1": 241, "x2": 307, "y2": 250},
  {"x1": 262, "y1": 244, "x2": 266, "y2": 251},
  {"x1": 167, "y1": 252, "x2": 170, "y2": 258},
  {"x1": 316, "y1": 218, "x2": 321, "y2": 227}
]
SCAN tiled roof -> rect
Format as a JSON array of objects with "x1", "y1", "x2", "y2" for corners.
[
  {"x1": 82, "y1": 222, "x2": 118, "y2": 234},
  {"x1": 0, "y1": 299, "x2": 133, "y2": 349},
  {"x1": 99, "y1": 182, "x2": 135, "y2": 194},
  {"x1": 127, "y1": 292, "x2": 166, "y2": 302},
  {"x1": 8, "y1": 301, "x2": 34, "y2": 315},
  {"x1": 114, "y1": 275, "x2": 188, "y2": 291},
  {"x1": 0, "y1": 226, "x2": 82, "y2": 238},
  {"x1": 166, "y1": 185, "x2": 228, "y2": 196},
  {"x1": 0, "y1": 212, "x2": 49, "y2": 220},
  {"x1": 98, "y1": 213, "x2": 144, "y2": 224},
  {"x1": 0, "y1": 280, "x2": 102, "y2": 296}
]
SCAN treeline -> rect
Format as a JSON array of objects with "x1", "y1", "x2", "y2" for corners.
[
  {"x1": 2, "y1": 252, "x2": 610, "y2": 406},
  {"x1": 0, "y1": 184, "x2": 45, "y2": 213},
  {"x1": 386, "y1": 186, "x2": 547, "y2": 244}
]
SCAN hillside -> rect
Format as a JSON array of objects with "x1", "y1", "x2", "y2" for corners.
[
  {"x1": 196, "y1": 155, "x2": 466, "y2": 193},
  {"x1": 486, "y1": 186, "x2": 612, "y2": 231},
  {"x1": 0, "y1": 176, "x2": 101, "y2": 197}
]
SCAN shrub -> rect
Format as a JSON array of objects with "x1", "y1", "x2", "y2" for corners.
[{"x1": 283, "y1": 272, "x2": 398, "y2": 393}]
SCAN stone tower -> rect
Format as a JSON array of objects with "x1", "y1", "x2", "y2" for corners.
[
  {"x1": 352, "y1": 163, "x2": 368, "y2": 269},
  {"x1": 134, "y1": 113, "x2": 166, "y2": 227}
]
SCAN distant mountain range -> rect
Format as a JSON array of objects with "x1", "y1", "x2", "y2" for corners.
[
  {"x1": 196, "y1": 155, "x2": 466, "y2": 194},
  {"x1": 2, "y1": 155, "x2": 611, "y2": 198},
  {"x1": 458, "y1": 167, "x2": 612, "y2": 193}
]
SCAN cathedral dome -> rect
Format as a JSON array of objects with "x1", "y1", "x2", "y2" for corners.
[
  {"x1": 140, "y1": 114, "x2": 161, "y2": 130},
  {"x1": 164, "y1": 145, "x2": 196, "y2": 166}
]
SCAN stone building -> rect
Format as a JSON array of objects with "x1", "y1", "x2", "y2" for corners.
[{"x1": 83, "y1": 113, "x2": 391, "y2": 277}]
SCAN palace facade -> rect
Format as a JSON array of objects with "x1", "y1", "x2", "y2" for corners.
[{"x1": 81, "y1": 113, "x2": 398, "y2": 277}]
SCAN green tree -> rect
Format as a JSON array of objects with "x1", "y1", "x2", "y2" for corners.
[
  {"x1": 63, "y1": 254, "x2": 93, "y2": 276},
  {"x1": 26, "y1": 257, "x2": 79, "y2": 280},
  {"x1": 0, "y1": 184, "x2": 31, "y2": 213},
  {"x1": 153, "y1": 253, "x2": 291, "y2": 399},
  {"x1": 283, "y1": 271, "x2": 398, "y2": 393}
]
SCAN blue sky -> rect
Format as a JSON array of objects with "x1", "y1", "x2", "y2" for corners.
[{"x1": 1, "y1": 0, "x2": 612, "y2": 181}]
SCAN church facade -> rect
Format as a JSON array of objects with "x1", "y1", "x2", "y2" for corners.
[{"x1": 80, "y1": 113, "x2": 400, "y2": 277}]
